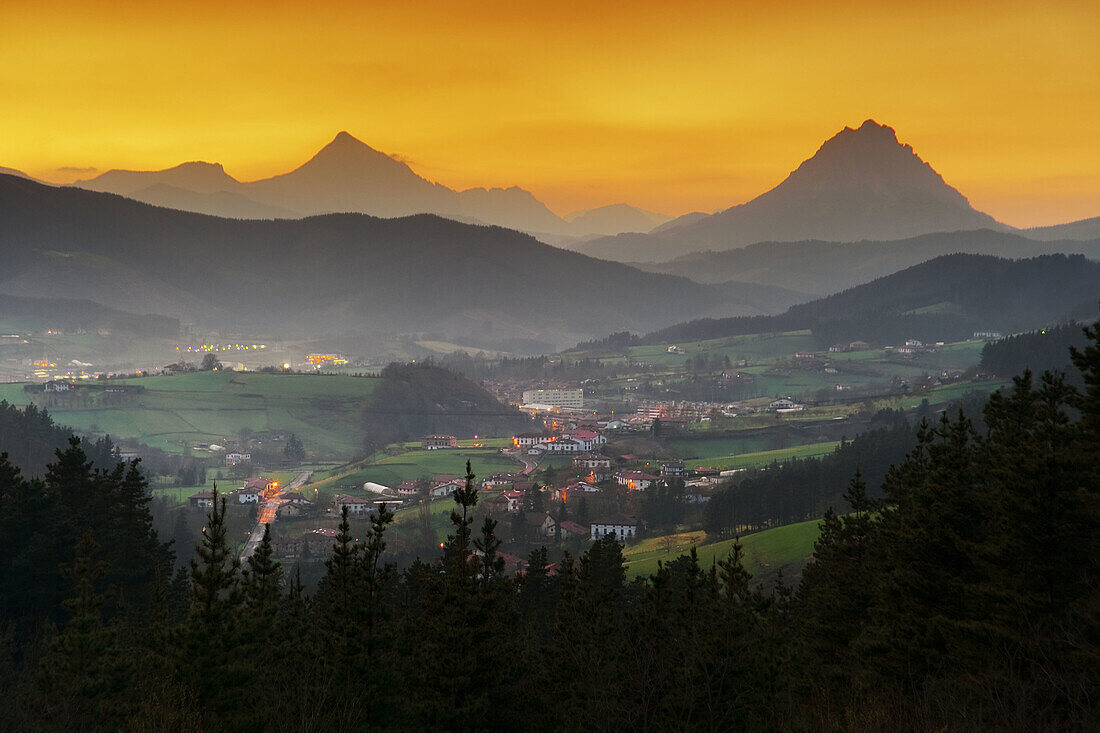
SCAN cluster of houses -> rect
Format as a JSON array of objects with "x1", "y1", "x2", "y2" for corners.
[
  {"x1": 188, "y1": 476, "x2": 316, "y2": 517},
  {"x1": 512, "y1": 427, "x2": 607, "y2": 454}
]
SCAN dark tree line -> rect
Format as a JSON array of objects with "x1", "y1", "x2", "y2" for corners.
[
  {"x1": 0, "y1": 400, "x2": 120, "y2": 477},
  {"x1": 981, "y1": 321, "x2": 1091, "y2": 379},
  {"x1": 0, "y1": 326, "x2": 1098, "y2": 730}
]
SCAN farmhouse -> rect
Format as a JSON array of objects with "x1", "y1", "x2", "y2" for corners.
[
  {"x1": 554, "y1": 481, "x2": 601, "y2": 502},
  {"x1": 333, "y1": 494, "x2": 371, "y2": 515},
  {"x1": 431, "y1": 479, "x2": 464, "y2": 498},
  {"x1": 482, "y1": 472, "x2": 523, "y2": 488},
  {"x1": 189, "y1": 491, "x2": 215, "y2": 511},
  {"x1": 525, "y1": 511, "x2": 558, "y2": 538},
  {"x1": 559, "y1": 520, "x2": 590, "y2": 539},
  {"x1": 615, "y1": 471, "x2": 659, "y2": 491},
  {"x1": 244, "y1": 477, "x2": 269, "y2": 492},
  {"x1": 278, "y1": 496, "x2": 314, "y2": 517},
  {"x1": 237, "y1": 486, "x2": 261, "y2": 503},
  {"x1": 225, "y1": 451, "x2": 251, "y2": 466},
  {"x1": 513, "y1": 432, "x2": 557, "y2": 449},
  {"x1": 421, "y1": 434, "x2": 458, "y2": 450},
  {"x1": 396, "y1": 481, "x2": 421, "y2": 496},
  {"x1": 660, "y1": 460, "x2": 687, "y2": 478},
  {"x1": 573, "y1": 453, "x2": 612, "y2": 481},
  {"x1": 591, "y1": 514, "x2": 638, "y2": 541}
]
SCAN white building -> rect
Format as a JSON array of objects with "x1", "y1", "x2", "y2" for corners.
[
  {"x1": 521, "y1": 388, "x2": 584, "y2": 409},
  {"x1": 431, "y1": 480, "x2": 464, "y2": 498},
  {"x1": 333, "y1": 494, "x2": 371, "y2": 515},
  {"x1": 615, "y1": 471, "x2": 659, "y2": 491},
  {"x1": 225, "y1": 452, "x2": 251, "y2": 467},
  {"x1": 513, "y1": 432, "x2": 557, "y2": 449},
  {"x1": 237, "y1": 487, "x2": 261, "y2": 503},
  {"x1": 591, "y1": 514, "x2": 638, "y2": 542}
]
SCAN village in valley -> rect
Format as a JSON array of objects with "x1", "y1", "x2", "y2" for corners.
[{"x1": 142, "y1": 326, "x2": 1006, "y2": 585}]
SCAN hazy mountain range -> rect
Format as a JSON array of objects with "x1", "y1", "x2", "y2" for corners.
[
  {"x1": 631, "y1": 253, "x2": 1100, "y2": 349},
  {"x1": 5, "y1": 121, "x2": 1097, "y2": 264},
  {"x1": 60, "y1": 132, "x2": 666, "y2": 239},
  {"x1": 633, "y1": 229, "x2": 1100, "y2": 295},
  {"x1": 0, "y1": 174, "x2": 808, "y2": 348}
]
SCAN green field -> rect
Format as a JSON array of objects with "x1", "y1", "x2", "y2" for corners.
[
  {"x1": 682, "y1": 441, "x2": 842, "y2": 470},
  {"x1": 302, "y1": 446, "x2": 525, "y2": 496},
  {"x1": 1, "y1": 371, "x2": 379, "y2": 457},
  {"x1": 625, "y1": 331, "x2": 819, "y2": 368},
  {"x1": 581, "y1": 333, "x2": 993, "y2": 406},
  {"x1": 623, "y1": 517, "x2": 823, "y2": 579}
]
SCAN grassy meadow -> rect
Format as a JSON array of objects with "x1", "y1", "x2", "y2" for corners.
[
  {"x1": 0, "y1": 371, "x2": 379, "y2": 457},
  {"x1": 622, "y1": 517, "x2": 823, "y2": 581}
]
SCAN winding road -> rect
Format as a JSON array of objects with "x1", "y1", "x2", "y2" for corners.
[{"x1": 238, "y1": 469, "x2": 313, "y2": 561}]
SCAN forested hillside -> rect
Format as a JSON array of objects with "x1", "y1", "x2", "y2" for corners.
[
  {"x1": 599, "y1": 253, "x2": 1099, "y2": 349},
  {"x1": 980, "y1": 323, "x2": 1093, "y2": 379},
  {"x1": 0, "y1": 295, "x2": 179, "y2": 338},
  {"x1": 0, "y1": 174, "x2": 801, "y2": 347},
  {"x1": 361, "y1": 362, "x2": 530, "y2": 450}
]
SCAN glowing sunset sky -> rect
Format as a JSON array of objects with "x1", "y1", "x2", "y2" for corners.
[{"x1": 2, "y1": 0, "x2": 1098, "y2": 227}]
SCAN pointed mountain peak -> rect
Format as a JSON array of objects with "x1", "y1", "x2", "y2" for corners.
[
  {"x1": 322, "y1": 130, "x2": 376, "y2": 153},
  {"x1": 858, "y1": 118, "x2": 893, "y2": 134},
  {"x1": 332, "y1": 130, "x2": 359, "y2": 144}
]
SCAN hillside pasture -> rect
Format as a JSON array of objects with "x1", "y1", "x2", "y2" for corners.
[
  {"x1": 623, "y1": 517, "x2": 823, "y2": 581},
  {"x1": 5, "y1": 371, "x2": 379, "y2": 457}
]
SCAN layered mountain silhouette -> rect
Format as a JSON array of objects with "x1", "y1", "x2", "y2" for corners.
[
  {"x1": 581, "y1": 120, "x2": 1007, "y2": 262},
  {"x1": 637, "y1": 229, "x2": 1100, "y2": 295},
  {"x1": 563, "y1": 204, "x2": 672, "y2": 236},
  {"x1": 632, "y1": 253, "x2": 1100, "y2": 349},
  {"x1": 0, "y1": 173, "x2": 807, "y2": 347},
  {"x1": 1023, "y1": 216, "x2": 1100, "y2": 242},
  {"x1": 70, "y1": 132, "x2": 664, "y2": 238}
]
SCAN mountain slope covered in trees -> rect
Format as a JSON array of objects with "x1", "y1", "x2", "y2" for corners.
[
  {"x1": 0, "y1": 174, "x2": 805, "y2": 347},
  {"x1": 593, "y1": 253, "x2": 1100, "y2": 348},
  {"x1": 635, "y1": 229, "x2": 1100, "y2": 294}
]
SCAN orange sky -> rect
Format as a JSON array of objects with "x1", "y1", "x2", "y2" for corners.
[{"x1": 2, "y1": 0, "x2": 1098, "y2": 226}]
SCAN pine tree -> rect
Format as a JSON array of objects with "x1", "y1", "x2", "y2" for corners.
[
  {"x1": 473, "y1": 515, "x2": 505, "y2": 585},
  {"x1": 242, "y1": 523, "x2": 282, "y2": 617},
  {"x1": 31, "y1": 531, "x2": 120, "y2": 729},
  {"x1": 182, "y1": 483, "x2": 243, "y2": 722},
  {"x1": 443, "y1": 460, "x2": 479, "y2": 580}
]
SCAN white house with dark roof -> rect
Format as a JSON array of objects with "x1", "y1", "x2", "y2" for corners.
[{"x1": 591, "y1": 514, "x2": 638, "y2": 541}]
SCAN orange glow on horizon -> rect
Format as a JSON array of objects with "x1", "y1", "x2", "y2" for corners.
[{"x1": 1, "y1": 1, "x2": 1098, "y2": 227}]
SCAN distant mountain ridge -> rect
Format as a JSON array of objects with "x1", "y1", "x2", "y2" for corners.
[
  {"x1": 0, "y1": 173, "x2": 806, "y2": 348},
  {"x1": 635, "y1": 229, "x2": 1100, "y2": 295},
  {"x1": 581, "y1": 120, "x2": 1008, "y2": 262},
  {"x1": 1023, "y1": 216, "x2": 1100, "y2": 242},
  {"x1": 69, "y1": 132, "x2": 660, "y2": 237},
  {"x1": 627, "y1": 253, "x2": 1100, "y2": 349}
]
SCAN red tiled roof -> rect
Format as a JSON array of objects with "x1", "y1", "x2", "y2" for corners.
[{"x1": 560, "y1": 521, "x2": 589, "y2": 535}]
